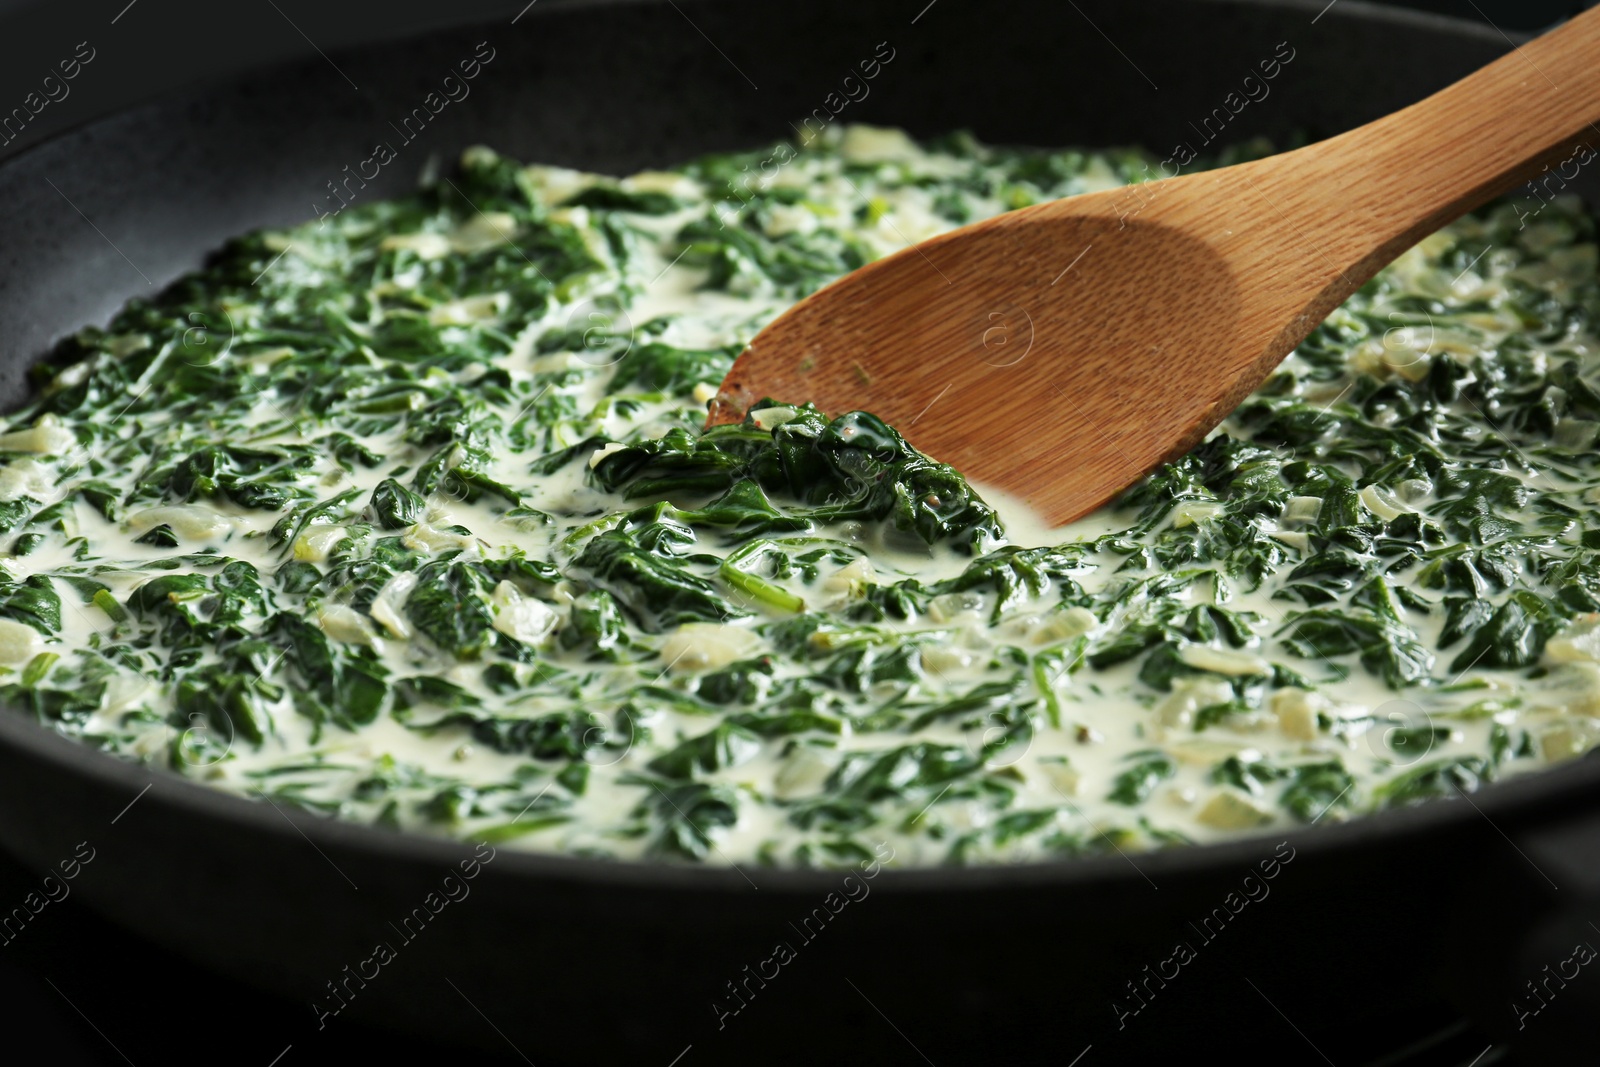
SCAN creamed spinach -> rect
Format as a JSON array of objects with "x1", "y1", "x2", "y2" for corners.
[{"x1": 5, "y1": 124, "x2": 1600, "y2": 867}]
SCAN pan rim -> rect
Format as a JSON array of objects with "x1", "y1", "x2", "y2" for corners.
[{"x1": 0, "y1": 0, "x2": 1574, "y2": 896}]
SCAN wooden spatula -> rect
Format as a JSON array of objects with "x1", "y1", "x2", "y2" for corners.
[{"x1": 707, "y1": 7, "x2": 1600, "y2": 526}]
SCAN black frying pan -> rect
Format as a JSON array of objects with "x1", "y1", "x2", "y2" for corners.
[{"x1": 0, "y1": 1, "x2": 1594, "y2": 1062}]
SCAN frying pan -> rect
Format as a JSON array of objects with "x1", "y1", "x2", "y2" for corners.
[{"x1": 0, "y1": 1, "x2": 1595, "y2": 1062}]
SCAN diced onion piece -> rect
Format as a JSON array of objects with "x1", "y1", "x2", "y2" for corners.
[
  {"x1": 103, "y1": 334, "x2": 150, "y2": 358},
  {"x1": 0, "y1": 458, "x2": 53, "y2": 502},
  {"x1": 749, "y1": 406, "x2": 798, "y2": 431},
  {"x1": 129, "y1": 505, "x2": 234, "y2": 542},
  {"x1": 1040, "y1": 607, "x2": 1098, "y2": 642},
  {"x1": 549, "y1": 206, "x2": 591, "y2": 232},
  {"x1": 1540, "y1": 723, "x2": 1592, "y2": 762},
  {"x1": 379, "y1": 232, "x2": 452, "y2": 259},
  {"x1": 659, "y1": 622, "x2": 762, "y2": 672},
  {"x1": 1197, "y1": 789, "x2": 1275, "y2": 829},
  {"x1": 1270, "y1": 687, "x2": 1325, "y2": 741},
  {"x1": 449, "y1": 212, "x2": 519, "y2": 254},
  {"x1": 0, "y1": 414, "x2": 75, "y2": 455},
  {"x1": 1155, "y1": 677, "x2": 1235, "y2": 729},
  {"x1": 1271, "y1": 531, "x2": 1310, "y2": 552},
  {"x1": 523, "y1": 163, "x2": 603, "y2": 204},
  {"x1": 1534, "y1": 662, "x2": 1600, "y2": 717},
  {"x1": 401, "y1": 522, "x2": 478, "y2": 555},
  {"x1": 102, "y1": 674, "x2": 150, "y2": 714},
  {"x1": 822, "y1": 556, "x2": 874, "y2": 595},
  {"x1": 762, "y1": 204, "x2": 818, "y2": 237},
  {"x1": 1282, "y1": 496, "x2": 1323, "y2": 524},
  {"x1": 0, "y1": 619, "x2": 42, "y2": 664},
  {"x1": 489, "y1": 581, "x2": 558, "y2": 645},
  {"x1": 1381, "y1": 343, "x2": 1432, "y2": 382},
  {"x1": 838, "y1": 125, "x2": 921, "y2": 164},
  {"x1": 427, "y1": 293, "x2": 509, "y2": 325},
  {"x1": 1179, "y1": 645, "x2": 1270, "y2": 677},
  {"x1": 774, "y1": 747, "x2": 834, "y2": 799},
  {"x1": 921, "y1": 646, "x2": 975, "y2": 674},
  {"x1": 928, "y1": 591, "x2": 984, "y2": 624},
  {"x1": 1011, "y1": 607, "x2": 1098, "y2": 645},
  {"x1": 1546, "y1": 614, "x2": 1600, "y2": 665},
  {"x1": 620, "y1": 170, "x2": 702, "y2": 198},
  {"x1": 318, "y1": 605, "x2": 378, "y2": 646},
  {"x1": 1037, "y1": 757, "x2": 1079, "y2": 796},
  {"x1": 1172, "y1": 739, "x2": 1249, "y2": 766},
  {"x1": 293, "y1": 526, "x2": 348, "y2": 563},
  {"x1": 370, "y1": 572, "x2": 419, "y2": 639},
  {"x1": 1358, "y1": 484, "x2": 1407, "y2": 522},
  {"x1": 1171, "y1": 501, "x2": 1224, "y2": 528}
]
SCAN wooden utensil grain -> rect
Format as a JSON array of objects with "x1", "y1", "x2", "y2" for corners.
[{"x1": 707, "y1": 7, "x2": 1600, "y2": 526}]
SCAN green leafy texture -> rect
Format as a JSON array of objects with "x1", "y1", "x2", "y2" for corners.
[
  {"x1": 1108, "y1": 752, "x2": 1177, "y2": 805},
  {"x1": 626, "y1": 777, "x2": 741, "y2": 860},
  {"x1": 1280, "y1": 761, "x2": 1356, "y2": 822},
  {"x1": 4, "y1": 127, "x2": 1600, "y2": 866},
  {"x1": 559, "y1": 591, "x2": 627, "y2": 660},
  {"x1": 564, "y1": 184, "x2": 685, "y2": 216},
  {"x1": 1446, "y1": 590, "x2": 1563, "y2": 672},
  {"x1": 128, "y1": 573, "x2": 212, "y2": 646},
  {"x1": 267, "y1": 613, "x2": 389, "y2": 730},
  {"x1": 1372, "y1": 756, "x2": 1492, "y2": 806},
  {"x1": 0, "y1": 498, "x2": 33, "y2": 533},
  {"x1": 719, "y1": 540, "x2": 809, "y2": 613},
  {"x1": 369, "y1": 478, "x2": 426, "y2": 529},
  {"x1": 441, "y1": 709, "x2": 613, "y2": 761},
  {"x1": 792, "y1": 743, "x2": 983, "y2": 831},
  {"x1": 0, "y1": 651, "x2": 115, "y2": 731},
  {"x1": 1279, "y1": 605, "x2": 1433, "y2": 688},
  {"x1": 906, "y1": 680, "x2": 1030, "y2": 731},
  {"x1": 925, "y1": 546, "x2": 1086, "y2": 624},
  {"x1": 405, "y1": 560, "x2": 498, "y2": 658},
  {"x1": 172, "y1": 662, "x2": 276, "y2": 748},
  {"x1": 591, "y1": 403, "x2": 1002, "y2": 554},
  {"x1": 569, "y1": 507, "x2": 743, "y2": 632},
  {"x1": 695, "y1": 656, "x2": 774, "y2": 705},
  {"x1": 647, "y1": 722, "x2": 763, "y2": 779},
  {"x1": 0, "y1": 576, "x2": 61, "y2": 635},
  {"x1": 607, "y1": 341, "x2": 739, "y2": 394},
  {"x1": 134, "y1": 525, "x2": 179, "y2": 548},
  {"x1": 1211, "y1": 754, "x2": 1288, "y2": 796},
  {"x1": 146, "y1": 443, "x2": 316, "y2": 511}
]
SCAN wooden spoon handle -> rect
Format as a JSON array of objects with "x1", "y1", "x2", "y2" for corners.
[{"x1": 1276, "y1": 6, "x2": 1600, "y2": 289}]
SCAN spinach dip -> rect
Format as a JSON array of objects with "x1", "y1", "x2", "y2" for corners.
[{"x1": 7, "y1": 124, "x2": 1600, "y2": 867}]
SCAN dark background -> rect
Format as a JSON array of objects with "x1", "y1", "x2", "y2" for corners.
[
  {"x1": 0, "y1": 0, "x2": 1586, "y2": 165},
  {"x1": 0, "y1": 1, "x2": 1588, "y2": 1064}
]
